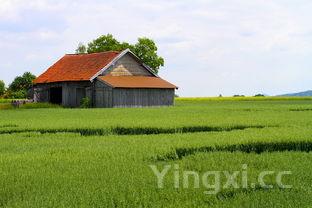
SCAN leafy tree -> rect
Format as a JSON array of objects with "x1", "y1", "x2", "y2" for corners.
[
  {"x1": 0, "y1": 80, "x2": 5, "y2": 97},
  {"x1": 75, "y1": 42, "x2": 87, "y2": 54},
  {"x1": 7, "y1": 90, "x2": 27, "y2": 99},
  {"x1": 132, "y1": 38, "x2": 164, "y2": 74},
  {"x1": 8, "y1": 72, "x2": 36, "y2": 98},
  {"x1": 87, "y1": 34, "x2": 125, "y2": 53},
  {"x1": 77, "y1": 34, "x2": 164, "y2": 74}
]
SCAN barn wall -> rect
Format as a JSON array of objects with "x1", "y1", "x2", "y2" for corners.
[
  {"x1": 34, "y1": 81, "x2": 175, "y2": 108},
  {"x1": 94, "y1": 80, "x2": 113, "y2": 108},
  {"x1": 102, "y1": 53, "x2": 153, "y2": 77},
  {"x1": 112, "y1": 88, "x2": 175, "y2": 107},
  {"x1": 33, "y1": 81, "x2": 91, "y2": 107},
  {"x1": 34, "y1": 82, "x2": 63, "y2": 104},
  {"x1": 34, "y1": 84, "x2": 50, "y2": 103},
  {"x1": 93, "y1": 80, "x2": 175, "y2": 108}
]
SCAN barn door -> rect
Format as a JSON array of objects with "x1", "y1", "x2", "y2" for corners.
[
  {"x1": 50, "y1": 87, "x2": 62, "y2": 104},
  {"x1": 76, "y1": 88, "x2": 86, "y2": 107}
]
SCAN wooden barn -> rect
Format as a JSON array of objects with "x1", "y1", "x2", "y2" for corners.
[{"x1": 33, "y1": 49, "x2": 178, "y2": 108}]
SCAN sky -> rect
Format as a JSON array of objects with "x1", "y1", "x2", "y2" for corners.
[{"x1": 0, "y1": 0, "x2": 311, "y2": 97}]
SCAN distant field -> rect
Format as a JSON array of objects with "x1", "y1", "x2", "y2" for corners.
[
  {"x1": 177, "y1": 96, "x2": 312, "y2": 101},
  {"x1": 0, "y1": 98, "x2": 311, "y2": 207}
]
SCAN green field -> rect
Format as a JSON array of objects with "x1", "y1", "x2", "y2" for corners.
[{"x1": 0, "y1": 98, "x2": 312, "y2": 207}]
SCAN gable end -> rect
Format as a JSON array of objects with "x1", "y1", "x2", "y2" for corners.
[{"x1": 90, "y1": 49, "x2": 158, "y2": 81}]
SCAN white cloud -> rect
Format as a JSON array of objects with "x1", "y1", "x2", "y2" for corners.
[{"x1": 0, "y1": 0, "x2": 311, "y2": 96}]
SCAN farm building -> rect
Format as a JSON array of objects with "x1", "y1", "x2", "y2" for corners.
[{"x1": 33, "y1": 49, "x2": 178, "y2": 108}]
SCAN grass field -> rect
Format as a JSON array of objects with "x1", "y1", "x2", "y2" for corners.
[{"x1": 0, "y1": 98, "x2": 312, "y2": 207}]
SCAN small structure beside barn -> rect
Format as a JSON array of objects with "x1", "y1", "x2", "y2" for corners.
[{"x1": 33, "y1": 49, "x2": 178, "y2": 108}]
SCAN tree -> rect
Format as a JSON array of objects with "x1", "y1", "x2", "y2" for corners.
[
  {"x1": 87, "y1": 34, "x2": 125, "y2": 53},
  {"x1": 75, "y1": 42, "x2": 87, "y2": 54},
  {"x1": 8, "y1": 72, "x2": 36, "y2": 98},
  {"x1": 77, "y1": 34, "x2": 164, "y2": 74},
  {"x1": 0, "y1": 80, "x2": 5, "y2": 97},
  {"x1": 132, "y1": 38, "x2": 164, "y2": 74}
]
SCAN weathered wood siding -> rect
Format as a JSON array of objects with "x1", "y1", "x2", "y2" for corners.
[
  {"x1": 34, "y1": 84, "x2": 50, "y2": 103},
  {"x1": 94, "y1": 80, "x2": 113, "y2": 108},
  {"x1": 94, "y1": 80, "x2": 174, "y2": 108},
  {"x1": 34, "y1": 78, "x2": 175, "y2": 108},
  {"x1": 112, "y1": 88, "x2": 174, "y2": 107},
  {"x1": 34, "y1": 81, "x2": 91, "y2": 107},
  {"x1": 102, "y1": 53, "x2": 153, "y2": 77}
]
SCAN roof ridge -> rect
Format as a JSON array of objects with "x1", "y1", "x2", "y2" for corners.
[{"x1": 65, "y1": 51, "x2": 121, "y2": 56}]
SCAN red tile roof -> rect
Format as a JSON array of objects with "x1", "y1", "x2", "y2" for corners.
[
  {"x1": 34, "y1": 51, "x2": 120, "y2": 84},
  {"x1": 98, "y1": 76, "x2": 178, "y2": 89}
]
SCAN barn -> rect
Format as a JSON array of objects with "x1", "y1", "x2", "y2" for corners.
[{"x1": 33, "y1": 49, "x2": 178, "y2": 108}]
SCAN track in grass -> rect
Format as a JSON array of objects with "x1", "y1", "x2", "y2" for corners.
[
  {"x1": 156, "y1": 141, "x2": 312, "y2": 161},
  {"x1": 289, "y1": 108, "x2": 312, "y2": 111},
  {"x1": 0, "y1": 125, "x2": 268, "y2": 136}
]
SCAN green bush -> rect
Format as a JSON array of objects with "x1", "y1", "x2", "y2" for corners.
[
  {"x1": 80, "y1": 97, "x2": 91, "y2": 108},
  {"x1": 0, "y1": 99, "x2": 14, "y2": 104},
  {"x1": 4, "y1": 90, "x2": 27, "y2": 99},
  {"x1": 0, "y1": 80, "x2": 5, "y2": 97}
]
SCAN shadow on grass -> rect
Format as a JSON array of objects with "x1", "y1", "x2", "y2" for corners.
[
  {"x1": 156, "y1": 141, "x2": 312, "y2": 161},
  {"x1": 0, "y1": 125, "x2": 267, "y2": 136},
  {"x1": 289, "y1": 108, "x2": 312, "y2": 112}
]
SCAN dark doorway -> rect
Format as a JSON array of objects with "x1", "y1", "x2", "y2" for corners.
[{"x1": 50, "y1": 87, "x2": 62, "y2": 104}]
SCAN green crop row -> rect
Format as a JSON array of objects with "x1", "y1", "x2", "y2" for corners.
[{"x1": 1, "y1": 99, "x2": 312, "y2": 131}]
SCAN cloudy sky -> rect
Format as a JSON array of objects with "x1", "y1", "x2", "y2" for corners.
[{"x1": 0, "y1": 0, "x2": 311, "y2": 96}]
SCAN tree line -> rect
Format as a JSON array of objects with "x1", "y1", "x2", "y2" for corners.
[{"x1": 0, "y1": 72, "x2": 36, "y2": 99}]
